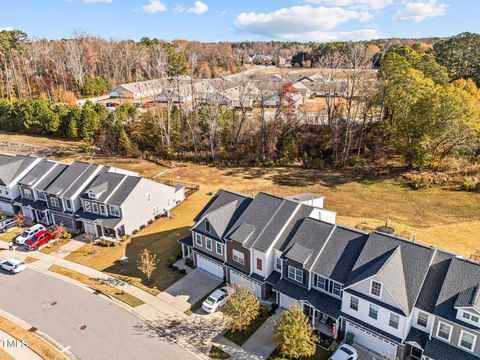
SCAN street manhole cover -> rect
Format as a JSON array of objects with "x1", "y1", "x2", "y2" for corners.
[{"x1": 80, "y1": 325, "x2": 87, "y2": 331}]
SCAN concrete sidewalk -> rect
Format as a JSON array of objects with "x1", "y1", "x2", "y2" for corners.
[
  {"x1": 48, "y1": 238, "x2": 86, "y2": 259},
  {"x1": 0, "y1": 330, "x2": 43, "y2": 360}
]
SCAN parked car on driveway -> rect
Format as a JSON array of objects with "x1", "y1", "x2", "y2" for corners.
[
  {"x1": 105, "y1": 102, "x2": 120, "y2": 108},
  {"x1": 328, "y1": 344, "x2": 358, "y2": 360},
  {"x1": 0, "y1": 218, "x2": 15, "y2": 233},
  {"x1": 202, "y1": 286, "x2": 233, "y2": 313},
  {"x1": 0, "y1": 258, "x2": 26, "y2": 274},
  {"x1": 15, "y1": 224, "x2": 46, "y2": 245},
  {"x1": 24, "y1": 229, "x2": 54, "y2": 251}
]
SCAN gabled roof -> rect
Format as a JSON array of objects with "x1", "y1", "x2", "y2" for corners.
[
  {"x1": 0, "y1": 155, "x2": 38, "y2": 186},
  {"x1": 283, "y1": 218, "x2": 335, "y2": 268},
  {"x1": 45, "y1": 161, "x2": 106, "y2": 198},
  {"x1": 199, "y1": 201, "x2": 240, "y2": 239},
  {"x1": 18, "y1": 160, "x2": 58, "y2": 187},
  {"x1": 311, "y1": 226, "x2": 368, "y2": 284},
  {"x1": 194, "y1": 189, "x2": 251, "y2": 222},
  {"x1": 346, "y1": 232, "x2": 435, "y2": 314},
  {"x1": 455, "y1": 283, "x2": 480, "y2": 311},
  {"x1": 433, "y1": 257, "x2": 480, "y2": 323}
]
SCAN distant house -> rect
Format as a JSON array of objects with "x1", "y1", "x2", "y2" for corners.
[{"x1": 109, "y1": 79, "x2": 167, "y2": 99}]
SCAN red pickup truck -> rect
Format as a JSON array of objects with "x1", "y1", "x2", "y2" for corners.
[{"x1": 23, "y1": 230, "x2": 55, "y2": 251}]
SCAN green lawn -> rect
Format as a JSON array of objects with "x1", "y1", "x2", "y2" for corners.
[{"x1": 223, "y1": 313, "x2": 270, "y2": 346}]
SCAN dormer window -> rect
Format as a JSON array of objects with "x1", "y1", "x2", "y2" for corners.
[
  {"x1": 370, "y1": 280, "x2": 382, "y2": 298},
  {"x1": 205, "y1": 220, "x2": 211, "y2": 232},
  {"x1": 88, "y1": 191, "x2": 96, "y2": 199}
]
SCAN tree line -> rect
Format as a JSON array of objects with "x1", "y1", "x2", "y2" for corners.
[{"x1": 0, "y1": 30, "x2": 479, "y2": 169}]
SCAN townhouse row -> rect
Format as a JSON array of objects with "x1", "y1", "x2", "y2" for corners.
[
  {"x1": 0, "y1": 154, "x2": 185, "y2": 239},
  {"x1": 179, "y1": 189, "x2": 480, "y2": 360}
]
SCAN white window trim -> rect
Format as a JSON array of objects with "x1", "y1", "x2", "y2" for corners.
[
  {"x1": 92, "y1": 203, "x2": 99, "y2": 214},
  {"x1": 256, "y1": 258, "x2": 262, "y2": 271},
  {"x1": 147, "y1": 192, "x2": 151, "y2": 203},
  {"x1": 64, "y1": 199, "x2": 72, "y2": 210},
  {"x1": 287, "y1": 266, "x2": 303, "y2": 283},
  {"x1": 51, "y1": 197, "x2": 60, "y2": 207},
  {"x1": 109, "y1": 205, "x2": 120, "y2": 217},
  {"x1": 195, "y1": 233, "x2": 202, "y2": 246},
  {"x1": 389, "y1": 313, "x2": 400, "y2": 329},
  {"x1": 369, "y1": 304, "x2": 378, "y2": 320},
  {"x1": 275, "y1": 257, "x2": 282, "y2": 271},
  {"x1": 436, "y1": 321, "x2": 453, "y2": 342},
  {"x1": 215, "y1": 242, "x2": 223, "y2": 255},
  {"x1": 370, "y1": 279, "x2": 382, "y2": 298},
  {"x1": 458, "y1": 330, "x2": 477, "y2": 352},
  {"x1": 84, "y1": 201, "x2": 91, "y2": 212},
  {"x1": 350, "y1": 296, "x2": 359, "y2": 311},
  {"x1": 206, "y1": 237, "x2": 212, "y2": 251},
  {"x1": 232, "y1": 249, "x2": 245, "y2": 265},
  {"x1": 417, "y1": 311, "x2": 429, "y2": 328}
]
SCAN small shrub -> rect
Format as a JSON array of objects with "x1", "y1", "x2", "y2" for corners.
[
  {"x1": 179, "y1": 269, "x2": 186, "y2": 274},
  {"x1": 168, "y1": 263, "x2": 173, "y2": 269},
  {"x1": 260, "y1": 305, "x2": 269, "y2": 318},
  {"x1": 147, "y1": 220, "x2": 153, "y2": 225},
  {"x1": 405, "y1": 174, "x2": 432, "y2": 190},
  {"x1": 97, "y1": 239, "x2": 117, "y2": 247},
  {"x1": 139, "y1": 225, "x2": 145, "y2": 230},
  {"x1": 462, "y1": 176, "x2": 478, "y2": 191},
  {"x1": 172, "y1": 266, "x2": 179, "y2": 271},
  {"x1": 185, "y1": 258, "x2": 194, "y2": 268},
  {"x1": 154, "y1": 214, "x2": 161, "y2": 220},
  {"x1": 169, "y1": 255, "x2": 178, "y2": 265},
  {"x1": 132, "y1": 229, "x2": 138, "y2": 235}
]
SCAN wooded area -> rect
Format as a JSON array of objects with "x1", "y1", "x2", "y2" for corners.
[{"x1": 0, "y1": 30, "x2": 479, "y2": 169}]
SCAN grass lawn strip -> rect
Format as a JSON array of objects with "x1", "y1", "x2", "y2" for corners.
[
  {"x1": 39, "y1": 239, "x2": 71, "y2": 255},
  {"x1": 208, "y1": 345, "x2": 230, "y2": 359},
  {"x1": 0, "y1": 315, "x2": 67, "y2": 360},
  {"x1": 48, "y1": 264, "x2": 145, "y2": 308},
  {"x1": 0, "y1": 348, "x2": 14, "y2": 360},
  {"x1": 223, "y1": 313, "x2": 269, "y2": 346},
  {"x1": 24, "y1": 256, "x2": 38, "y2": 264}
]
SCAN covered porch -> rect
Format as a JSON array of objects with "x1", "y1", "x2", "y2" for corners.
[
  {"x1": 77, "y1": 211, "x2": 124, "y2": 241},
  {"x1": 179, "y1": 234, "x2": 193, "y2": 259}
]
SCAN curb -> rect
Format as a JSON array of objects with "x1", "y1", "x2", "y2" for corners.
[{"x1": 0, "y1": 308, "x2": 78, "y2": 360}]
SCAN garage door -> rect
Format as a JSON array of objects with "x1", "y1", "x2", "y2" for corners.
[
  {"x1": 0, "y1": 201, "x2": 14, "y2": 215},
  {"x1": 196, "y1": 254, "x2": 224, "y2": 279},
  {"x1": 229, "y1": 270, "x2": 262, "y2": 298},
  {"x1": 346, "y1": 321, "x2": 397, "y2": 359},
  {"x1": 279, "y1": 293, "x2": 297, "y2": 308}
]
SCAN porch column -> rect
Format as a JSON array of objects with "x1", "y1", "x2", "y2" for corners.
[
  {"x1": 311, "y1": 309, "x2": 316, "y2": 325},
  {"x1": 182, "y1": 244, "x2": 186, "y2": 258}
]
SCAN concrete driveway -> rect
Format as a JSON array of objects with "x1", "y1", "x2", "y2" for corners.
[
  {"x1": 0, "y1": 269, "x2": 197, "y2": 360},
  {"x1": 355, "y1": 343, "x2": 382, "y2": 360},
  {"x1": 158, "y1": 269, "x2": 223, "y2": 312}
]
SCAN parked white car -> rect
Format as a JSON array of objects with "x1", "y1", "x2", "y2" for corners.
[
  {"x1": 328, "y1": 344, "x2": 358, "y2": 360},
  {"x1": 0, "y1": 258, "x2": 26, "y2": 274},
  {"x1": 202, "y1": 286, "x2": 233, "y2": 313},
  {"x1": 15, "y1": 224, "x2": 46, "y2": 245},
  {"x1": 0, "y1": 218, "x2": 16, "y2": 233}
]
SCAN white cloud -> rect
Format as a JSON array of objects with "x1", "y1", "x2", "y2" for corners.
[
  {"x1": 234, "y1": 5, "x2": 377, "y2": 42},
  {"x1": 83, "y1": 0, "x2": 112, "y2": 3},
  {"x1": 304, "y1": 0, "x2": 393, "y2": 10},
  {"x1": 176, "y1": 1, "x2": 208, "y2": 15},
  {"x1": 142, "y1": 0, "x2": 167, "y2": 13},
  {"x1": 393, "y1": 0, "x2": 447, "y2": 22}
]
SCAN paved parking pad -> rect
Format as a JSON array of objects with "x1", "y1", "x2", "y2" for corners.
[{"x1": 158, "y1": 269, "x2": 223, "y2": 312}]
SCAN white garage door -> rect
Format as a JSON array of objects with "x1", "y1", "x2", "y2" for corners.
[
  {"x1": 346, "y1": 322, "x2": 397, "y2": 359},
  {"x1": 0, "y1": 201, "x2": 14, "y2": 215},
  {"x1": 229, "y1": 270, "x2": 262, "y2": 298},
  {"x1": 279, "y1": 293, "x2": 297, "y2": 308},
  {"x1": 196, "y1": 254, "x2": 224, "y2": 279}
]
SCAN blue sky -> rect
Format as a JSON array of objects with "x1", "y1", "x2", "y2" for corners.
[{"x1": 0, "y1": 0, "x2": 478, "y2": 42}]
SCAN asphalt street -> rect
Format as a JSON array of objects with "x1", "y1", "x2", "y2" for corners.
[{"x1": 0, "y1": 268, "x2": 197, "y2": 360}]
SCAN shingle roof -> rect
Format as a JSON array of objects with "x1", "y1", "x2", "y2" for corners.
[
  {"x1": 81, "y1": 172, "x2": 142, "y2": 206},
  {"x1": 46, "y1": 161, "x2": 105, "y2": 197},
  {"x1": 273, "y1": 204, "x2": 314, "y2": 252},
  {"x1": 35, "y1": 163, "x2": 68, "y2": 191},
  {"x1": 193, "y1": 189, "x2": 252, "y2": 222},
  {"x1": 455, "y1": 284, "x2": 480, "y2": 311},
  {"x1": 18, "y1": 160, "x2": 57, "y2": 186},
  {"x1": 283, "y1": 218, "x2": 335, "y2": 268},
  {"x1": 346, "y1": 232, "x2": 435, "y2": 314},
  {"x1": 0, "y1": 155, "x2": 37, "y2": 186},
  {"x1": 433, "y1": 257, "x2": 480, "y2": 323},
  {"x1": 405, "y1": 327, "x2": 429, "y2": 349},
  {"x1": 414, "y1": 250, "x2": 453, "y2": 313},
  {"x1": 423, "y1": 337, "x2": 479, "y2": 360},
  {"x1": 310, "y1": 226, "x2": 368, "y2": 284}
]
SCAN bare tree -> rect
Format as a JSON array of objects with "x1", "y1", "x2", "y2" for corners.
[{"x1": 137, "y1": 248, "x2": 157, "y2": 284}]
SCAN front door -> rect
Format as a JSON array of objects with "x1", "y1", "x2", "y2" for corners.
[{"x1": 410, "y1": 346, "x2": 422, "y2": 359}]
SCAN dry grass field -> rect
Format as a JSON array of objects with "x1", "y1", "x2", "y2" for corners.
[{"x1": 0, "y1": 132, "x2": 478, "y2": 260}]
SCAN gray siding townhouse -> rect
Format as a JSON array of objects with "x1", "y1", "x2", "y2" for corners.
[
  {"x1": 78, "y1": 171, "x2": 184, "y2": 239},
  {"x1": 0, "y1": 155, "x2": 41, "y2": 215},
  {"x1": 15, "y1": 160, "x2": 68, "y2": 224},
  {"x1": 180, "y1": 188, "x2": 480, "y2": 360}
]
